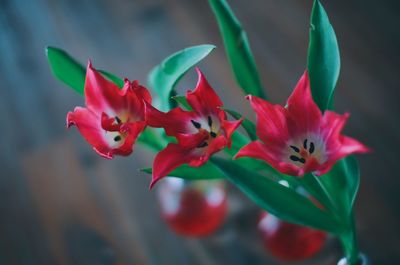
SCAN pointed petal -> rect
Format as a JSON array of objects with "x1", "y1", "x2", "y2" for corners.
[
  {"x1": 150, "y1": 144, "x2": 199, "y2": 188},
  {"x1": 186, "y1": 68, "x2": 223, "y2": 115},
  {"x1": 131, "y1": 80, "x2": 152, "y2": 104},
  {"x1": 222, "y1": 118, "x2": 243, "y2": 140},
  {"x1": 175, "y1": 131, "x2": 209, "y2": 149},
  {"x1": 145, "y1": 103, "x2": 198, "y2": 136},
  {"x1": 67, "y1": 107, "x2": 114, "y2": 159},
  {"x1": 84, "y1": 62, "x2": 124, "y2": 112},
  {"x1": 235, "y1": 141, "x2": 305, "y2": 176},
  {"x1": 287, "y1": 71, "x2": 322, "y2": 135},
  {"x1": 247, "y1": 95, "x2": 290, "y2": 146}
]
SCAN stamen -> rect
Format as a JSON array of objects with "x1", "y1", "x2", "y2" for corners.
[
  {"x1": 290, "y1": 155, "x2": 301, "y2": 162},
  {"x1": 290, "y1": 155, "x2": 306, "y2": 164},
  {"x1": 290, "y1": 145, "x2": 300, "y2": 153},
  {"x1": 115, "y1": 116, "x2": 122, "y2": 124},
  {"x1": 197, "y1": 142, "x2": 208, "y2": 148},
  {"x1": 208, "y1": 116, "x2": 213, "y2": 127},
  {"x1": 309, "y1": 142, "x2": 315, "y2": 154},
  {"x1": 210, "y1": 132, "x2": 217, "y2": 138},
  {"x1": 303, "y1": 139, "x2": 308, "y2": 149},
  {"x1": 191, "y1": 120, "x2": 201, "y2": 129},
  {"x1": 114, "y1": 135, "x2": 121, "y2": 142}
]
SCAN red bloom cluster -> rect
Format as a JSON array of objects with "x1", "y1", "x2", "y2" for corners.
[
  {"x1": 67, "y1": 64, "x2": 368, "y2": 187},
  {"x1": 236, "y1": 71, "x2": 370, "y2": 176}
]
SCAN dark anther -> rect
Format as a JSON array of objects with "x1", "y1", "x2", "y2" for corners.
[
  {"x1": 114, "y1": 135, "x2": 121, "y2": 142},
  {"x1": 290, "y1": 145, "x2": 300, "y2": 153},
  {"x1": 210, "y1": 132, "x2": 217, "y2": 138},
  {"x1": 197, "y1": 142, "x2": 208, "y2": 148},
  {"x1": 191, "y1": 120, "x2": 201, "y2": 129},
  {"x1": 303, "y1": 139, "x2": 308, "y2": 149},
  {"x1": 208, "y1": 116, "x2": 213, "y2": 127},
  {"x1": 115, "y1": 116, "x2": 122, "y2": 124},
  {"x1": 309, "y1": 142, "x2": 315, "y2": 154},
  {"x1": 290, "y1": 155, "x2": 306, "y2": 164},
  {"x1": 290, "y1": 155, "x2": 300, "y2": 162}
]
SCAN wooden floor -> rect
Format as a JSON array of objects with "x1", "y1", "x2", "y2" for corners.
[{"x1": 0, "y1": 0, "x2": 399, "y2": 264}]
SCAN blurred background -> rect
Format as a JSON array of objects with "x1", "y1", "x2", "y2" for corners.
[{"x1": 1, "y1": 0, "x2": 400, "y2": 264}]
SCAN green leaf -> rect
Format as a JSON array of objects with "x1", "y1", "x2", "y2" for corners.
[
  {"x1": 209, "y1": 0, "x2": 266, "y2": 99},
  {"x1": 318, "y1": 157, "x2": 360, "y2": 217},
  {"x1": 148, "y1": 45, "x2": 216, "y2": 111},
  {"x1": 307, "y1": 0, "x2": 340, "y2": 111},
  {"x1": 223, "y1": 108, "x2": 257, "y2": 141},
  {"x1": 211, "y1": 157, "x2": 343, "y2": 233},
  {"x1": 98, "y1": 70, "x2": 125, "y2": 88},
  {"x1": 46, "y1": 46, "x2": 86, "y2": 95},
  {"x1": 171, "y1": 96, "x2": 193, "y2": 111},
  {"x1": 141, "y1": 161, "x2": 224, "y2": 180}
]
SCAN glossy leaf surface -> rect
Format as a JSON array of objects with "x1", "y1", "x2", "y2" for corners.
[
  {"x1": 148, "y1": 45, "x2": 216, "y2": 111},
  {"x1": 142, "y1": 162, "x2": 224, "y2": 180},
  {"x1": 46, "y1": 46, "x2": 86, "y2": 95},
  {"x1": 209, "y1": 0, "x2": 266, "y2": 99},
  {"x1": 211, "y1": 157, "x2": 343, "y2": 234},
  {"x1": 307, "y1": 0, "x2": 340, "y2": 111}
]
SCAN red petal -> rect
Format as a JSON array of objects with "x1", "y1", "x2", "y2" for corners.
[
  {"x1": 145, "y1": 103, "x2": 198, "y2": 136},
  {"x1": 205, "y1": 135, "x2": 227, "y2": 158},
  {"x1": 186, "y1": 68, "x2": 223, "y2": 115},
  {"x1": 67, "y1": 107, "x2": 113, "y2": 159},
  {"x1": 150, "y1": 144, "x2": 199, "y2": 189},
  {"x1": 235, "y1": 141, "x2": 305, "y2": 176},
  {"x1": 131, "y1": 80, "x2": 152, "y2": 104},
  {"x1": 247, "y1": 95, "x2": 290, "y2": 146},
  {"x1": 222, "y1": 118, "x2": 243, "y2": 141},
  {"x1": 85, "y1": 62, "x2": 124, "y2": 112},
  {"x1": 287, "y1": 71, "x2": 322, "y2": 136},
  {"x1": 175, "y1": 131, "x2": 209, "y2": 149}
]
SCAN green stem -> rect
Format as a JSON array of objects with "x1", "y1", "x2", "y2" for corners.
[{"x1": 339, "y1": 212, "x2": 359, "y2": 265}]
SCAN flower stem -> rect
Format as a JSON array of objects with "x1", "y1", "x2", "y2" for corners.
[{"x1": 339, "y1": 212, "x2": 360, "y2": 265}]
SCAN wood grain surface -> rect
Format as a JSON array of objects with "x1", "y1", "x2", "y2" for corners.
[{"x1": 0, "y1": 0, "x2": 399, "y2": 264}]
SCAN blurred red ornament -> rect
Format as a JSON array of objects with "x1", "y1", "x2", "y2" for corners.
[
  {"x1": 258, "y1": 211, "x2": 327, "y2": 261},
  {"x1": 157, "y1": 178, "x2": 227, "y2": 236}
]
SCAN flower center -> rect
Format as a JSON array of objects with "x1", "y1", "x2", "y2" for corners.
[
  {"x1": 287, "y1": 136, "x2": 325, "y2": 166},
  {"x1": 190, "y1": 115, "x2": 220, "y2": 148}
]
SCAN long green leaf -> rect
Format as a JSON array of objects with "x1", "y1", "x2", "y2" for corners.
[
  {"x1": 307, "y1": 0, "x2": 340, "y2": 111},
  {"x1": 318, "y1": 157, "x2": 360, "y2": 217},
  {"x1": 209, "y1": 0, "x2": 266, "y2": 99},
  {"x1": 211, "y1": 157, "x2": 343, "y2": 233},
  {"x1": 141, "y1": 161, "x2": 224, "y2": 180},
  {"x1": 148, "y1": 45, "x2": 216, "y2": 111},
  {"x1": 46, "y1": 46, "x2": 86, "y2": 95}
]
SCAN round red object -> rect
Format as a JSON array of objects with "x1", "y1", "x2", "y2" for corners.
[
  {"x1": 258, "y1": 211, "x2": 327, "y2": 261},
  {"x1": 157, "y1": 178, "x2": 227, "y2": 237}
]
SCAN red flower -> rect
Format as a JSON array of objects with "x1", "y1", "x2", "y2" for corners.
[
  {"x1": 146, "y1": 68, "x2": 242, "y2": 188},
  {"x1": 67, "y1": 62, "x2": 151, "y2": 159},
  {"x1": 235, "y1": 71, "x2": 370, "y2": 176}
]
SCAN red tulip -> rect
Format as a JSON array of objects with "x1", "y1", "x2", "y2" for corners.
[
  {"x1": 236, "y1": 71, "x2": 370, "y2": 176},
  {"x1": 67, "y1": 62, "x2": 151, "y2": 159},
  {"x1": 146, "y1": 68, "x2": 242, "y2": 188}
]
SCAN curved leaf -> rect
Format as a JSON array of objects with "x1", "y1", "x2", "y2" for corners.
[
  {"x1": 209, "y1": 0, "x2": 266, "y2": 99},
  {"x1": 148, "y1": 45, "x2": 216, "y2": 111},
  {"x1": 46, "y1": 46, "x2": 86, "y2": 95},
  {"x1": 211, "y1": 157, "x2": 343, "y2": 234},
  {"x1": 307, "y1": 0, "x2": 340, "y2": 111}
]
